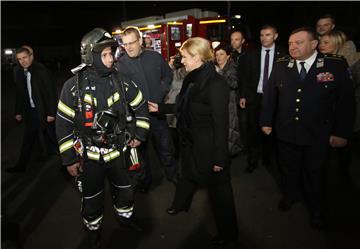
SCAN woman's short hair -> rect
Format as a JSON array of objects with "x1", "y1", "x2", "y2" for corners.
[
  {"x1": 214, "y1": 43, "x2": 232, "y2": 55},
  {"x1": 180, "y1": 37, "x2": 214, "y2": 62},
  {"x1": 323, "y1": 30, "x2": 347, "y2": 54}
]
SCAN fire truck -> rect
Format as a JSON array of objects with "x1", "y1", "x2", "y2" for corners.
[{"x1": 113, "y1": 8, "x2": 248, "y2": 60}]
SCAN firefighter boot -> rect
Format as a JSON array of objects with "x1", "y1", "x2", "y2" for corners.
[{"x1": 85, "y1": 229, "x2": 101, "y2": 249}]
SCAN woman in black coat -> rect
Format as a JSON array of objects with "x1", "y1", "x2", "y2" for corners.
[{"x1": 148, "y1": 37, "x2": 238, "y2": 245}]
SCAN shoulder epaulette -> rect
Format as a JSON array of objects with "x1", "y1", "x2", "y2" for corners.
[
  {"x1": 323, "y1": 54, "x2": 345, "y2": 60},
  {"x1": 276, "y1": 56, "x2": 291, "y2": 63}
]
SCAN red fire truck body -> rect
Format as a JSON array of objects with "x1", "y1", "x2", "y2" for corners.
[{"x1": 113, "y1": 9, "x2": 236, "y2": 60}]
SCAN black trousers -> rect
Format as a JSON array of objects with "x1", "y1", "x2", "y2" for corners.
[
  {"x1": 277, "y1": 139, "x2": 329, "y2": 214},
  {"x1": 17, "y1": 108, "x2": 42, "y2": 168},
  {"x1": 246, "y1": 94, "x2": 274, "y2": 165},
  {"x1": 78, "y1": 158, "x2": 133, "y2": 230},
  {"x1": 171, "y1": 178, "x2": 238, "y2": 240},
  {"x1": 140, "y1": 116, "x2": 178, "y2": 186}
]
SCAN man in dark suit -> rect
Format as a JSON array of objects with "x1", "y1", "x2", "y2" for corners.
[
  {"x1": 6, "y1": 47, "x2": 57, "y2": 173},
  {"x1": 260, "y1": 27, "x2": 354, "y2": 229},
  {"x1": 241, "y1": 24, "x2": 286, "y2": 173}
]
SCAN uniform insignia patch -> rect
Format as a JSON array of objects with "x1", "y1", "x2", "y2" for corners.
[
  {"x1": 316, "y1": 58, "x2": 324, "y2": 68},
  {"x1": 317, "y1": 72, "x2": 334, "y2": 82},
  {"x1": 287, "y1": 59, "x2": 295, "y2": 68}
]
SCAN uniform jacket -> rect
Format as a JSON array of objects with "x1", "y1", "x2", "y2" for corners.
[
  {"x1": 260, "y1": 53, "x2": 355, "y2": 146},
  {"x1": 159, "y1": 62, "x2": 230, "y2": 184},
  {"x1": 14, "y1": 62, "x2": 57, "y2": 127},
  {"x1": 56, "y1": 68, "x2": 150, "y2": 166},
  {"x1": 243, "y1": 45, "x2": 287, "y2": 104},
  {"x1": 116, "y1": 49, "x2": 173, "y2": 103}
]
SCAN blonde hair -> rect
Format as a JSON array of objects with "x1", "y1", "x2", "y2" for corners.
[
  {"x1": 323, "y1": 30, "x2": 347, "y2": 54},
  {"x1": 121, "y1": 26, "x2": 142, "y2": 39},
  {"x1": 180, "y1": 37, "x2": 214, "y2": 62}
]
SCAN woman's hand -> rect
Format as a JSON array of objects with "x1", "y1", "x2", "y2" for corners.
[{"x1": 148, "y1": 101, "x2": 159, "y2": 112}]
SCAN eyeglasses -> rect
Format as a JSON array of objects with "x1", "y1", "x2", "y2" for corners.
[{"x1": 122, "y1": 39, "x2": 139, "y2": 47}]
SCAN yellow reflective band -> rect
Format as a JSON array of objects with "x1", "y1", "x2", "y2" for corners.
[
  {"x1": 84, "y1": 94, "x2": 92, "y2": 105},
  {"x1": 93, "y1": 98, "x2": 97, "y2": 106},
  {"x1": 59, "y1": 139, "x2": 73, "y2": 154},
  {"x1": 58, "y1": 101, "x2": 75, "y2": 118},
  {"x1": 129, "y1": 90, "x2": 143, "y2": 107},
  {"x1": 87, "y1": 151, "x2": 100, "y2": 161},
  {"x1": 136, "y1": 120, "x2": 150, "y2": 129},
  {"x1": 113, "y1": 92, "x2": 120, "y2": 102},
  {"x1": 114, "y1": 205, "x2": 134, "y2": 213},
  {"x1": 107, "y1": 96, "x2": 113, "y2": 107},
  {"x1": 83, "y1": 215, "x2": 103, "y2": 225},
  {"x1": 123, "y1": 145, "x2": 127, "y2": 152},
  {"x1": 103, "y1": 150, "x2": 120, "y2": 162}
]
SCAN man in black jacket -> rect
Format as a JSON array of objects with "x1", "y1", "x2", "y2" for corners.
[
  {"x1": 260, "y1": 27, "x2": 354, "y2": 229},
  {"x1": 6, "y1": 47, "x2": 57, "y2": 173},
  {"x1": 116, "y1": 26, "x2": 178, "y2": 193},
  {"x1": 241, "y1": 24, "x2": 286, "y2": 173}
]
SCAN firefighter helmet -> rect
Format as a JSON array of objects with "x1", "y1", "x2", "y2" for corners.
[{"x1": 80, "y1": 28, "x2": 118, "y2": 66}]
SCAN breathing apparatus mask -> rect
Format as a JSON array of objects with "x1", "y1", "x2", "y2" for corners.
[{"x1": 91, "y1": 108, "x2": 133, "y2": 148}]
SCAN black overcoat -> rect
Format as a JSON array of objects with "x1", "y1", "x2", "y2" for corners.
[
  {"x1": 159, "y1": 62, "x2": 230, "y2": 185},
  {"x1": 14, "y1": 62, "x2": 57, "y2": 128}
]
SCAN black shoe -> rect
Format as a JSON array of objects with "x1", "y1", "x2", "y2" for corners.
[
  {"x1": 211, "y1": 235, "x2": 237, "y2": 246},
  {"x1": 310, "y1": 213, "x2": 325, "y2": 230},
  {"x1": 6, "y1": 166, "x2": 25, "y2": 173},
  {"x1": 243, "y1": 163, "x2": 257, "y2": 174},
  {"x1": 118, "y1": 217, "x2": 143, "y2": 232},
  {"x1": 278, "y1": 199, "x2": 294, "y2": 212},
  {"x1": 166, "y1": 207, "x2": 183, "y2": 216}
]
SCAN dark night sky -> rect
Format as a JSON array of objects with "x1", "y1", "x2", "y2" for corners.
[{"x1": 2, "y1": 1, "x2": 360, "y2": 48}]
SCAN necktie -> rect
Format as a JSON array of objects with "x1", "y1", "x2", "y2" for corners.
[
  {"x1": 263, "y1": 49, "x2": 270, "y2": 89},
  {"x1": 299, "y1": 61, "x2": 307, "y2": 81},
  {"x1": 24, "y1": 69, "x2": 35, "y2": 108}
]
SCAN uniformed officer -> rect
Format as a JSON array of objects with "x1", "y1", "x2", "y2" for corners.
[
  {"x1": 260, "y1": 27, "x2": 354, "y2": 230},
  {"x1": 56, "y1": 28, "x2": 150, "y2": 248}
]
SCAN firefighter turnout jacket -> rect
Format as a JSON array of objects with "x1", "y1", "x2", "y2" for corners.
[{"x1": 56, "y1": 68, "x2": 150, "y2": 166}]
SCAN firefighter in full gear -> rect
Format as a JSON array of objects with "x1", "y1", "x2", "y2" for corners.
[{"x1": 56, "y1": 28, "x2": 150, "y2": 249}]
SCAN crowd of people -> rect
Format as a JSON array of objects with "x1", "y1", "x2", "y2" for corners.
[{"x1": 4, "y1": 13, "x2": 359, "y2": 249}]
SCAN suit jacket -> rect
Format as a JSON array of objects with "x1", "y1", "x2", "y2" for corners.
[
  {"x1": 260, "y1": 53, "x2": 355, "y2": 146},
  {"x1": 243, "y1": 45, "x2": 287, "y2": 104},
  {"x1": 14, "y1": 62, "x2": 57, "y2": 127}
]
